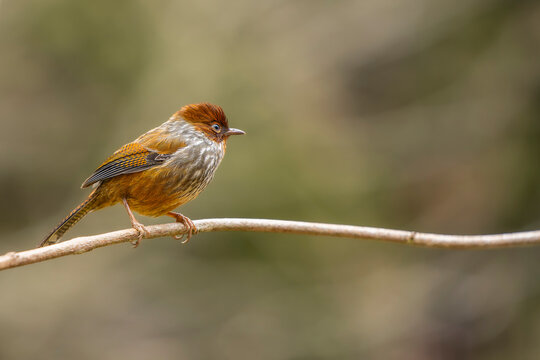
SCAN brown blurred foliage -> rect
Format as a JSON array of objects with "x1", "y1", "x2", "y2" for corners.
[{"x1": 1, "y1": 0, "x2": 540, "y2": 359}]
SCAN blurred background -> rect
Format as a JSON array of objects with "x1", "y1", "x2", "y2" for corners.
[{"x1": 1, "y1": 0, "x2": 540, "y2": 359}]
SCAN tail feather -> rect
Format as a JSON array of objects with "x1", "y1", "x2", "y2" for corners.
[{"x1": 40, "y1": 189, "x2": 101, "y2": 247}]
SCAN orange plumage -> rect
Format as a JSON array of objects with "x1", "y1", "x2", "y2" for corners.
[{"x1": 41, "y1": 103, "x2": 245, "y2": 247}]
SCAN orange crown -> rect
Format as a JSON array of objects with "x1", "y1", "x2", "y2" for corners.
[{"x1": 177, "y1": 103, "x2": 228, "y2": 128}]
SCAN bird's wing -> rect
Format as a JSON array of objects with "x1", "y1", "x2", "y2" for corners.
[{"x1": 81, "y1": 132, "x2": 186, "y2": 188}]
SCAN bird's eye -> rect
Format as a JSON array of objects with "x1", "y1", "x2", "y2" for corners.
[{"x1": 211, "y1": 124, "x2": 221, "y2": 133}]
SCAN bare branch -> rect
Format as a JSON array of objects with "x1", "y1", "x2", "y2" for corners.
[{"x1": 1, "y1": 218, "x2": 539, "y2": 271}]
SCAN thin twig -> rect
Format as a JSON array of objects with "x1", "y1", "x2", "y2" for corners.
[{"x1": 1, "y1": 218, "x2": 539, "y2": 271}]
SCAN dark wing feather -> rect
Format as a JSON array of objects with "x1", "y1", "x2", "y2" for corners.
[{"x1": 81, "y1": 143, "x2": 173, "y2": 188}]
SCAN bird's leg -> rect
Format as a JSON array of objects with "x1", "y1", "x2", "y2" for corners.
[
  {"x1": 167, "y1": 212, "x2": 198, "y2": 243},
  {"x1": 122, "y1": 198, "x2": 148, "y2": 248}
]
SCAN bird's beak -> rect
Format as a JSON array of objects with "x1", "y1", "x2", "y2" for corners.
[{"x1": 225, "y1": 128, "x2": 246, "y2": 136}]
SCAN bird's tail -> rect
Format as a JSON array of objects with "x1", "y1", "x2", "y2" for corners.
[{"x1": 40, "y1": 188, "x2": 101, "y2": 247}]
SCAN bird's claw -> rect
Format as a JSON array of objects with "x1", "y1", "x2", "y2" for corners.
[
  {"x1": 131, "y1": 222, "x2": 149, "y2": 248},
  {"x1": 174, "y1": 233, "x2": 187, "y2": 243},
  {"x1": 168, "y1": 212, "x2": 198, "y2": 244}
]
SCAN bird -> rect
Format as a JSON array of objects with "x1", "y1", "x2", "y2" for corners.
[{"x1": 40, "y1": 103, "x2": 245, "y2": 248}]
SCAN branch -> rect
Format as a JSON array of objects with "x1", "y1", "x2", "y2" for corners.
[{"x1": 1, "y1": 218, "x2": 540, "y2": 271}]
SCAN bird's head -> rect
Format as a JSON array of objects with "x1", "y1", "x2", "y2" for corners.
[{"x1": 175, "y1": 103, "x2": 245, "y2": 143}]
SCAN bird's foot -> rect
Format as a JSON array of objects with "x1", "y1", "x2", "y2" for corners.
[
  {"x1": 121, "y1": 197, "x2": 148, "y2": 248},
  {"x1": 167, "y1": 212, "x2": 198, "y2": 244},
  {"x1": 131, "y1": 221, "x2": 149, "y2": 248}
]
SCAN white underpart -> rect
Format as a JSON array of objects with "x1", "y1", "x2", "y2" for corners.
[{"x1": 147, "y1": 119, "x2": 225, "y2": 201}]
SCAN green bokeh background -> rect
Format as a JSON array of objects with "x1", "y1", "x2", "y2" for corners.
[{"x1": 1, "y1": 0, "x2": 540, "y2": 359}]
